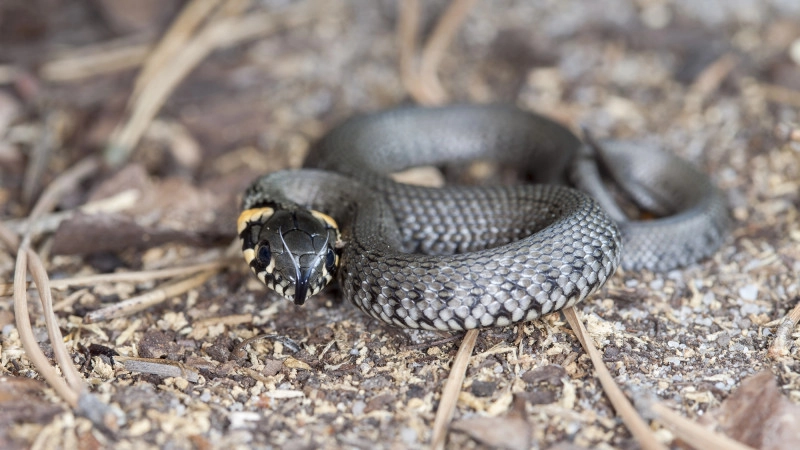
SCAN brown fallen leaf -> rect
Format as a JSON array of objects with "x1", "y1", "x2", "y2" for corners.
[
  {"x1": 704, "y1": 370, "x2": 800, "y2": 450},
  {"x1": 137, "y1": 329, "x2": 184, "y2": 360},
  {"x1": 0, "y1": 376, "x2": 63, "y2": 449},
  {"x1": 261, "y1": 359, "x2": 283, "y2": 377},
  {"x1": 51, "y1": 165, "x2": 248, "y2": 255},
  {"x1": 86, "y1": 164, "x2": 149, "y2": 202},
  {"x1": 51, "y1": 211, "x2": 206, "y2": 254},
  {"x1": 364, "y1": 393, "x2": 395, "y2": 413},
  {"x1": 451, "y1": 414, "x2": 531, "y2": 450}
]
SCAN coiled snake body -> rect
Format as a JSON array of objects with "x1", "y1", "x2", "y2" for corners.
[{"x1": 238, "y1": 105, "x2": 729, "y2": 331}]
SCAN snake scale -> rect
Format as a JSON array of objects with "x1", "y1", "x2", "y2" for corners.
[{"x1": 238, "y1": 105, "x2": 729, "y2": 331}]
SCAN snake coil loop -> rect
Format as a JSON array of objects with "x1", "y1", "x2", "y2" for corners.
[{"x1": 239, "y1": 105, "x2": 728, "y2": 331}]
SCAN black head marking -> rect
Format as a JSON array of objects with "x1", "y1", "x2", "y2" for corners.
[{"x1": 239, "y1": 207, "x2": 341, "y2": 305}]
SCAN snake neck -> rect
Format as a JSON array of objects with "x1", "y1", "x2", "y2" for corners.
[{"x1": 242, "y1": 169, "x2": 404, "y2": 251}]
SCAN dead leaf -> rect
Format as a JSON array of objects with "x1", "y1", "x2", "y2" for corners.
[
  {"x1": 87, "y1": 164, "x2": 149, "y2": 203},
  {"x1": 364, "y1": 393, "x2": 395, "y2": 413},
  {"x1": 451, "y1": 414, "x2": 531, "y2": 450},
  {"x1": 51, "y1": 166, "x2": 246, "y2": 255},
  {"x1": 262, "y1": 359, "x2": 283, "y2": 377},
  {"x1": 0, "y1": 376, "x2": 63, "y2": 449},
  {"x1": 51, "y1": 211, "x2": 202, "y2": 254},
  {"x1": 283, "y1": 357, "x2": 312, "y2": 371},
  {"x1": 705, "y1": 370, "x2": 800, "y2": 450}
]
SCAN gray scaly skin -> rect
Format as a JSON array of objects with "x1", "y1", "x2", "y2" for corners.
[{"x1": 238, "y1": 105, "x2": 729, "y2": 331}]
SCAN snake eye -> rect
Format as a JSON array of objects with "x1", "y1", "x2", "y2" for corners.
[
  {"x1": 325, "y1": 247, "x2": 336, "y2": 272},
  {"x1": 256, "y1": 242, "x2": 272, "y2": 266}
]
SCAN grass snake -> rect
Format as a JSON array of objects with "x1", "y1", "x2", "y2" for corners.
[{"x1": 238, "y1": 105, "x2": 729, "y2": 331}]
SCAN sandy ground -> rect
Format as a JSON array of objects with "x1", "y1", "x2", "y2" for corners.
[{"x1": 1, "y1": 0, "x2": 800, "y2": 448}]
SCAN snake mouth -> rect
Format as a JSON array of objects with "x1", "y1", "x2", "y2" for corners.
[{"x1": 294, "y1": 267, "x2": 314, "y2": 305}]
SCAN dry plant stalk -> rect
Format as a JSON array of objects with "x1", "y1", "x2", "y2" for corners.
[
  {"x1": 12, "y1": 247, "x2": 79, "y2": 407},
  {"x1": 0, "y1": 260, "x2": 231, "y2": 296},
  {"x1": 417, "y1": 0, "x2": 478, "y2": 103},
  {"x1": 397, "y1": 0, "x2": 431, "y2": 103},
  {"x1": 116, "y1": 356, "x2": 200, "y2": 382},
  {"x1": 4, "y1": 158, "x2": 101, "y2": 408},
  {"x1": 429, "y1": 329, "x2": 478, "y2": 450},
  {"x1": 563, "y1": 307, "x2": 667, "y2": 450},
  {"x1": 563, "y1": 307, "x2": 756, "y2": 449},
  {"x1": 398, "y1": 0, "x2": 478, "y2": 105},
  {"x1": 397, "y1": 0, "x2": 420, "y2": 93},
  {"x1": 395, "y1": 2, "x2": 485, "y2": 447},
  {"x1": 26, "y1": 249, "x2": 84, "y2": 392},
  {"x1": 683, "y1": 53, "x2": 737, "y2": 114},
  {"x1": 106, "y1": 0, "x2": 327, "y2": 166},
  {"x1": 40, "y1": 39, "x2": 152, "y2": 82},
  {"x1": 648, "y1": 401, "x2": 755, "y2": 450},
  {"x1": 130, "y1": 0, "x2": 227, "y2": 100},
  {"x1": 83, "y1": 270, "x2": 216, "y2": 323},
  {"x1": 3, "y1": 189, "x2": 140, "y2": 237},
  {"x1": 768, "y1": 299, "x2": 800, "y2": 358},
  {"x1": 760, "y1": 83, "x2": 800, "y2": 108},
  {"x1": 396, "y1": 3, "x2": 696, "y2": 448}
]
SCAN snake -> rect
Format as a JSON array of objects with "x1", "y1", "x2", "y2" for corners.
[{"x1": 237, "y1": 105, "x2": 729, "y2": 331}]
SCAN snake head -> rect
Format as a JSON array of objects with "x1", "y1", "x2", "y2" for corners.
[{"x1": 238, "y1": 207, "x2": 341, "y2": 305}]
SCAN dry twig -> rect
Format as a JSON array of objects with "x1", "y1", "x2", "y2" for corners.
[
  {"x1": 768, "y1": 299, "x2": 800, "y2": 358},
  {"x1": 417, "y1": 0, "x2": 478, "y2": 104},
  {"x1": 26, "y1": 248, "x2": 84, "y2": 392},
  {"x1": 563, "y1": 307, "x2": 667, "y2": 450},
  {"x1": 106, "y1": 0, "x2": 327, "y2": 166},
  {"x1": 12, "y1": 247, "x2": 79, "y2": 407},
  {"x1": 430, "y1": 329, "x2": 478, "y2": 450},
  {"x1": 130, "y1": 0, "x2": 227, "y2": 100},
  {"x1": 761, "y1": 83, "x2": 800, "y2": 108},
  {"x1": 395, "y1": 3, "x2": 484, "y2": 447},
  {"x1": 39, "y1": 36, "x2": 153, "y2": 82},
  {"x1": 3, "y1": 188, "x2": 140, "y2": 237},
  {"x1": 398, "y1": 0, "x2": 478, "y2": 105},
  {"x1": 116, "y1": 356, "x2": 200, "y2": 382},
  {"x1": 3, "y1": 157, "x2": 101, "y2": 408},
  {"x1": 683, "y1": 53, "x2": 737, "y2": 113},
  {"x1": 83, "y1": 270, "x2": 217, "y2": 323},
  {"x1": 647, "y1": 401, "x2": 755, "y2": 450},
  {"x1": 397, "y1": 0, "x2": 427, "y2": 102},
  {"x1": 562, "y1": 307, "x2": 755, "y2": 449},
  {"x1": 0, "y1": 255, "x2": 232, "y2": 299}
]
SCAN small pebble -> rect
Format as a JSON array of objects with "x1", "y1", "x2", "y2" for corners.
[
  {"x1": 790, "y1": 38, "x2": 800, "y2": 65},
  {"x1": 229, "y1": 412, "x2": 261, "y2": 429},
  {"x1": 400, "y1": 428, "x2": 418, "y2": 446},
  {"x1": 740, "y1": 302, "x2": 761, "y2": 315},
  {"x1": 738, "y1": 284, "x2": 758, "y2": 301}
]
